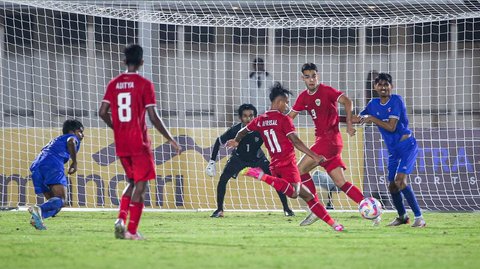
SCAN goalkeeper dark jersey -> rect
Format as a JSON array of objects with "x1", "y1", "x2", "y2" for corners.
[{"x1": 218, "y1": 123, "x2": 265, "y2": 162}]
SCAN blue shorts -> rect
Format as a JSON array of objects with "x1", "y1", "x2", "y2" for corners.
[
  {"x1": 387, "y1": 136, "x2": 418, "y2": 181},
  {"x1": 31, "y1": 166, "x2": 67, "y2": 194}
]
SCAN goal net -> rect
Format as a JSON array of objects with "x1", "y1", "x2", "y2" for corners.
[{"x1": 1, "y1": 0, "x2": 479, "y2": 211}]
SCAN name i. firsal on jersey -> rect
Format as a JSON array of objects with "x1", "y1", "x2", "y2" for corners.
[
  {"x1": 116, "y1": 82, "x2": 135, "y2": 89},
  {"x1": 260, "y1": 120, "x2": 278, "y2": 127}
]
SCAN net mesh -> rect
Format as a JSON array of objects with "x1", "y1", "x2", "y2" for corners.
[{"x1": 1, "y1": 0, "x2": 479, "y2": 211}]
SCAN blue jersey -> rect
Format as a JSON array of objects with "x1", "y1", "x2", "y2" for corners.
[
  {"x1": 360, "y1": 94, "x2": 412, "y2": 151},
  {"x1": 30, "y1": 134, "x2": 81, "y2": 171}
]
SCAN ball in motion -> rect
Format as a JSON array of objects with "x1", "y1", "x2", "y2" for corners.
[{"x1": 358, "y1": 197, "x2": 382, "y2": 220}]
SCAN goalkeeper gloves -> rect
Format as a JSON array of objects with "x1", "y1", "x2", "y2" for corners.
[{"x1": 206, "y1": 160, "x2": 216, "y2": 177}]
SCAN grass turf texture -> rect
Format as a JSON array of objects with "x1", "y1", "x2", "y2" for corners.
[{"x1": 0, "y1": 211, "x2": 479, "y2": 269}]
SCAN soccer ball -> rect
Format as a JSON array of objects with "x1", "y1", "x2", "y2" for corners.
[{"x1": 358, "y1": 197, "x2": 382, "y2": 220}]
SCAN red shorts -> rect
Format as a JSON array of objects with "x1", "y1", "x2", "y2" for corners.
[
  {"x1": 270, "y1": 159, "x2": 301, "y2": 184},
  {"x1": 119, "y1": 151, "x2": 156, "y2": 182},
  {"x1": 310, "y1": 136, "x2": 346, "y2": 173}
]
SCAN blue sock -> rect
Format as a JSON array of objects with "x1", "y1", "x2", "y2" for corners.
[
  {"x1": 401, "y1": 185, "x2": 422, "y2": 217},
  {"x1": 39, "y1": 197, "x2": 64, "y2": 219},
  {"x1": 390, "y1": 191, "x2": 406, "y2": 217}
]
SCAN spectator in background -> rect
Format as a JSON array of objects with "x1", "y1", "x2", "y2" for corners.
[{"x1": 241, "y1": 57, "x2": 275, "y2": 113}]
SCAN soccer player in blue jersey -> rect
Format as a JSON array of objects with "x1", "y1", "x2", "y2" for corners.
[
  {"x1": 356, "y1": 73, "x2": 426, "y2": 227},
  {"x1": 28, "y1": 119, "x2": 84, "y2": 230}
]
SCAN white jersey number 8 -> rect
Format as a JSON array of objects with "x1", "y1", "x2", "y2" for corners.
[{"x1": 118, "y1": 92, "x2": 132, "y2": 122}]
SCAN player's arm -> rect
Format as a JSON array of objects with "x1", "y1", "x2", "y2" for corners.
[
  {"x1": 98, "y1": 102, "x2": 113, "y2": 129},
  {"x1": 206, "y1": 137, "x2": 221, "y2": 177},
  {"x1": 338, "y1": 95, "x2": 356, "y2": 136},
  {"x1": 363, "y1": 116, "x2": 398, "y2": 132},
  {"x1": 67, "y1": 137, "x2": 78, "y2": 175},
  {"x1": 147, "y1": 106, "x2": 182, "y2": 155},
  {"x1": 341, "y1": 115, "x2": 363, "y2": 124},
  {"x1": 287, "y1": 133, "x2": 326, "y2": 164},
  {"x1": 226, "y1": 127, "x2": 249, "y2": 148},
  {"x1": 287, "y1": 110, "x2": 299, "y2": 120}
]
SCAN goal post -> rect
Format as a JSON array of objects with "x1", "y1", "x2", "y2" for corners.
[{"x1": 1, "y1": 0, "x2": 479, "y2": 211}]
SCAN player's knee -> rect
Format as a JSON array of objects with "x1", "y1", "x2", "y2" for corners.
[
  {"x1": 333, "y1": 177, "x2": 346, "y2": 187},
  {"x1": 388, "y1": 182, "x2": 399, "y2": 193},
  {"x1": 301, "y1": 192, "x2": 315, "y2": 201},
  {"x1": 394, "y1": 178, "x2": 407, "y2": 190}
]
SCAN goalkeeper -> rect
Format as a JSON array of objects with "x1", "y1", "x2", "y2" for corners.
[{"x1": 206, "y1": 104, "x2": 294, "y2": 218}]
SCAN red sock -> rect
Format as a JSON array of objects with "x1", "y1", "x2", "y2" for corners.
[
  {"x1": 261, "y1": 174, "x2": 295, "y2": 197},
  {"x1": 307, "y1": 198, "x2": 334, "y2": 226},
  {"x1": 301, "y1": 173, "x2": 317, "y2": 199},
  {"x1": 118, "y1": 195, "x2": 131, "y2": 222},
  {"x1": 340, "y1": 181, "x2": 364, "y2": 204},
  {"x1": 127, "y1": 202, "x2": 144, "y2": 234}
]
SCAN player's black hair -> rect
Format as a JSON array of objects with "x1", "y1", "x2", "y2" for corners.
[
  {"x1": 124, "y1": 44, "x2": 143, "y2": 66},
  {"x1": 269, "y1": 82, "x2": 292, "y2": 102},
  {"x1": 238, "y1": 104, "x2": 258, "y2": 117},
  {"x1": 62, "y1": 119, "x2": 84, "y2": 134},
  {"x1": 301, "y1": 63, "x2": 318, "y2": 73},
  {"x1": 374, "y1": 73, "x2": 393, "y2": 85}
]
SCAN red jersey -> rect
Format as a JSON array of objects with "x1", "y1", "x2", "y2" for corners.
[
  {"x1": 102, "y1": 72, "x2": 156, "y2": 156},
  {"x1": 246, "y1": 110, "x2": 296, "y2": 167},
  {"x1": 292, "y1": 84, "x2": 344, "y2": 144}
]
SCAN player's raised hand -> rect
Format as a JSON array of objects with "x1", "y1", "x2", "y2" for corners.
[
  {"x1": 206, "y1": 160, "x2": 216, "y2": 177},
  {"x1": 68, "y1": 161, "x2": 78, "y2": 175},
  {"x1": 226, "y1": 139, "x2": 239, "y2": 149},
  {"x1": 170, "y1": 140, "x2": 182, "y2": 155}
]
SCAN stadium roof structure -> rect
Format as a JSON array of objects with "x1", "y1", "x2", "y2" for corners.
[{"x1": 2, "y1": 0, "x2": 480, "y2": 27}]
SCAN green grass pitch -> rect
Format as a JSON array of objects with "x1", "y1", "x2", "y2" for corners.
[{"x1": 0, "y1": 211, "x2": 479, "y2": 269}]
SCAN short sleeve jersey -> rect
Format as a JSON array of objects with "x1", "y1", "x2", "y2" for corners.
[
  {"x1": 102, "y1": 72, "x2": 156, "y2": 156},
  {"x1": 30, "y1": 134, "x2": 81, "y2": 171},
  {"x1": 360, "y1": 94, "x2": 412, "y2": 151},
  {"x1": 219, "y1": 123, "x2": 265, "y2": 161},
  {"x1": 292, "y1": 84, "x2": 344, "y2": 137},
  {"x1": 246, "y1": 110, "x2": 296, "y2": 166}
]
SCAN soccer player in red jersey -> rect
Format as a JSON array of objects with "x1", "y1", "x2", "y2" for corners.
[
  {"x1": 99, "y1": 44, "x2": 181, "y2": 240},
  {"x1": 227, "y1": 83, "x2": 344, "y2": 231},
  {"x1": 288, "y1": 63, "x2": 365, "y2": 226}
]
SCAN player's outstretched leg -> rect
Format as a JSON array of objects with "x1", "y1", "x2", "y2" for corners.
[
  {"x1": 329, "y1": 167, "x2": 364, "y2": 204},
  {"x1": 300, "y1": 173, "x2": 318, "y2": 199},
  {"x1": 28, "y1": 205, "x2": 47, "y2": 230},
  {"x1": 298, "y1": 173, "x2": 317, "y2": 225},
  {"x1": 241, "y1": 167, "x2": 295, "y2": 197},
  {"x1": 303, "y1": 200, "x2": 343, "y2": 231},
  {"x1": 299, "y1": 212, "x2": 318, "y2": 226},
  {"x1": 299, "y1": 187, "x2": 344, "y2": 232}
]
